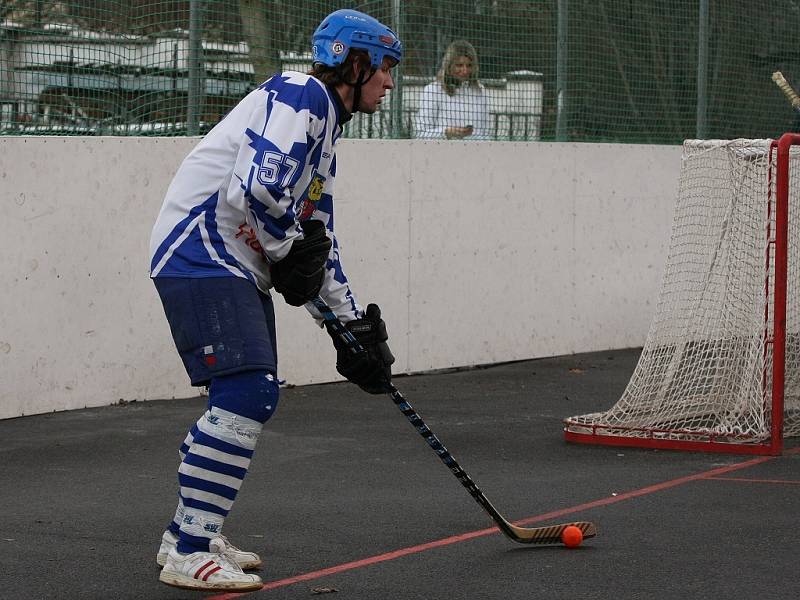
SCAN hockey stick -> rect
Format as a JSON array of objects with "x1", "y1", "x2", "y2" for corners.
[
  {"x1": 772, "y1": 71, "x2": 800, "y2": 111},
  {"x1": 311, "y1": 296, "x2": 597, "y2": 545}
]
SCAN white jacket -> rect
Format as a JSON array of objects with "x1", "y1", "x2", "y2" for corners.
[{"x1": 415, "y1": 80, "x2": 490, "y2": 140}]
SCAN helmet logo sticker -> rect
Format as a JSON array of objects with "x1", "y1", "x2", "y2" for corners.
[
  {"x1": 332, "y1": 41, "x2": 346, "y2": 55},
  {"x1": 379, "y1": 35, "x2": 395, "y2": 45}
]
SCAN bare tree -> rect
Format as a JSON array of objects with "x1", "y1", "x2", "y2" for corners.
[{"x1": 238, "y1": 0, "x2": 279, "y2": 85}]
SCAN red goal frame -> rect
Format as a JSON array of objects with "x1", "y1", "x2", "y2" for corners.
[{"x1": 564, "y1": 133, "x2": 800, "y2": 455}]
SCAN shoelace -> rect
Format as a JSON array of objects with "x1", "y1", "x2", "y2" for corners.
[
  {"x1": 215, "y1": 535, "x2": 248, "y2": 564},
  {"x1": 206, "y1": 546, "x2": 241, "y2": 572},
  {"x1": 218, "y1": 534, "x2": 242, "y2": 552}
]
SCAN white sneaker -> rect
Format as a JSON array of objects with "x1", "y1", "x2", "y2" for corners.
[
  {"x1": 158, "y1": 541, "x2": 263, "y2": 592},
  {"x1": 156, "y1": 529, "x2": 262, "y2": 570}
]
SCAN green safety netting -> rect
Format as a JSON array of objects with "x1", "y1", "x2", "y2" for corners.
[{"x1": 1, "y1": 1, "x2": 799, "y2": 142}]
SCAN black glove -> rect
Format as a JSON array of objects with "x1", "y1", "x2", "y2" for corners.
[
  {"x1": 270, "y1": 220, "x2": 332, "y2": 306},
  {"x1": 326, "y1": 303, "x2": 395, "y2": 394}
]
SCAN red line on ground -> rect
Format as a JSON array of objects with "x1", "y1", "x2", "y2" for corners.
[
  {"x1": 507, "y1": 454, "x2": 775, "y2": 526},
  {"x1": 208, "y1": 527, "x2": 500, "y2": 599},
  {"x1": 704, "y1": 476, "x2": 800, "y2": 485},
  {"x1": 208, "y1": 448, "x2": 799, "y2": 599}
]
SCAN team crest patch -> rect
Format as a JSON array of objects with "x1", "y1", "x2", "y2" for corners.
[
  {"x1": 298, "y1": 173, "x2": 326, "y2": 221},
  {"x1": 308, "y1": 175, "x2": 324, "y2": 202},
  {"x1": 332, "y1": 41, "x2": 346, "y2": 55}
]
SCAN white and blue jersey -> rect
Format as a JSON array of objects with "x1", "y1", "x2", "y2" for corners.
[{"x1": 149, "y1": 71, "x2": 361, "y2": 322}]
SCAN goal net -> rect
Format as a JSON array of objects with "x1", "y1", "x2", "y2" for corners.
[{"x1": 564, "y1": 137, "x2": 800, "y2": 454}]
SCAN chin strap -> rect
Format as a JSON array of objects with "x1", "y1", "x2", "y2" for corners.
[
  {"x1": 339, "y1": 65, "x2": 374, "y2": 114},
  {"x1": 351, "y1": 70, "x2": 366, "y2": 114}
]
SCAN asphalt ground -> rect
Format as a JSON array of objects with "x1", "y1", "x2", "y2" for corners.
[{"x1": 1, "y1": 347, "x2": 798, "y2": 599}]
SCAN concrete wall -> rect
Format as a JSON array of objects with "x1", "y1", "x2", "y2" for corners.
[{"x1": 0, "y1": 137, "x2": 680, "y2": 419}]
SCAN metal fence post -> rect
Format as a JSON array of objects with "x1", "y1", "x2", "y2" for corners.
[
  {"x1": 391, "y1": 0, "x2": 404, "y2": 138},
  {"x1": 556, "y1": 0, "x2": 568, "y2": 141},
  {"x1": 696, "y1": 0, "x2": 709, "y2": 139},
  {"x1": 187, "y1": 0, "x2": 205, "y2": 136}
]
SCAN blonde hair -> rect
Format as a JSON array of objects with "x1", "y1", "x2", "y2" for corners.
[{"x1": 437, "y1": 40, "x2": 480, "y2": 96}]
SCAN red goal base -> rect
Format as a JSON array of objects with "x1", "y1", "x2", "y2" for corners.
[{"x1": 564, "y1": 426, "x2": 781, "y2": 456}]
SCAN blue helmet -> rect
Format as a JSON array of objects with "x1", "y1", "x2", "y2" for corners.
[{"x1": 312, "y1": 9, "x2": 402, "y2": 70}]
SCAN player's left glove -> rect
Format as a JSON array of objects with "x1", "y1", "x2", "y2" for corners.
[
  {"x1": 326, "y1": 303, "x2": 395, "y2": 394},
  {"x1": 270, "y1": 220, "x2": 332, "y2": 307}
]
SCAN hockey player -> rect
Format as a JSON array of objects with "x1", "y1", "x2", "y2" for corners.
[{"x1": 149, "y1": 9, "x2": 400, "y2": 592}]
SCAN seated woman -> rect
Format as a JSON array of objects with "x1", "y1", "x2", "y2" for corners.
[{"x1": 415, "y1": 40, "x2": 490, "y2": 140}]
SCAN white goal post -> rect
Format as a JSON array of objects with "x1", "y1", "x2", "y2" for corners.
[{"x1": 564, "y1": 135, "x2": 800, "y2": 455}]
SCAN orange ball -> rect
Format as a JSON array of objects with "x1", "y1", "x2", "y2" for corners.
[{"x1": 561, "y1": 525, "x2": 583, "y2": 548}]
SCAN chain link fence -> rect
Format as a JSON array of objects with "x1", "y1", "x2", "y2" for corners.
[{"x1": 1, "y1": 1, "x2": 799, "y2": 142}]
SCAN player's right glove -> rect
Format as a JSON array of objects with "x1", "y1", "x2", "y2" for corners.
[
  {"x1": 326, "y1": 303, "x2": 395, "y2": 394},
  {"x1": 270, "y1": 220, "x2": 332, "y2": 306}
]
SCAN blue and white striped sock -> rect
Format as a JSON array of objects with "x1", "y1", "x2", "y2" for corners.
[
  {"x1": 166, "y1": 416, "x2": 203, "y2": 536},
  {"x1": 174, "y1": 407, "x2": 263, "y2": 553}
]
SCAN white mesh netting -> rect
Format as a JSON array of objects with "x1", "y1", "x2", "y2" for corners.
[{"x1": 565, "y1": 139, "x2": 800, "y2": 446}]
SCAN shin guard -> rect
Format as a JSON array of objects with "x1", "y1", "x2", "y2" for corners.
[{"x1": 174, "y1": 370, "x2": 279, "y2": 553}]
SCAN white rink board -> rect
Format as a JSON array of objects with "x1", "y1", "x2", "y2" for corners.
[{"x1": 0, "y1": 137, "x2": 679, "y2": 419}]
